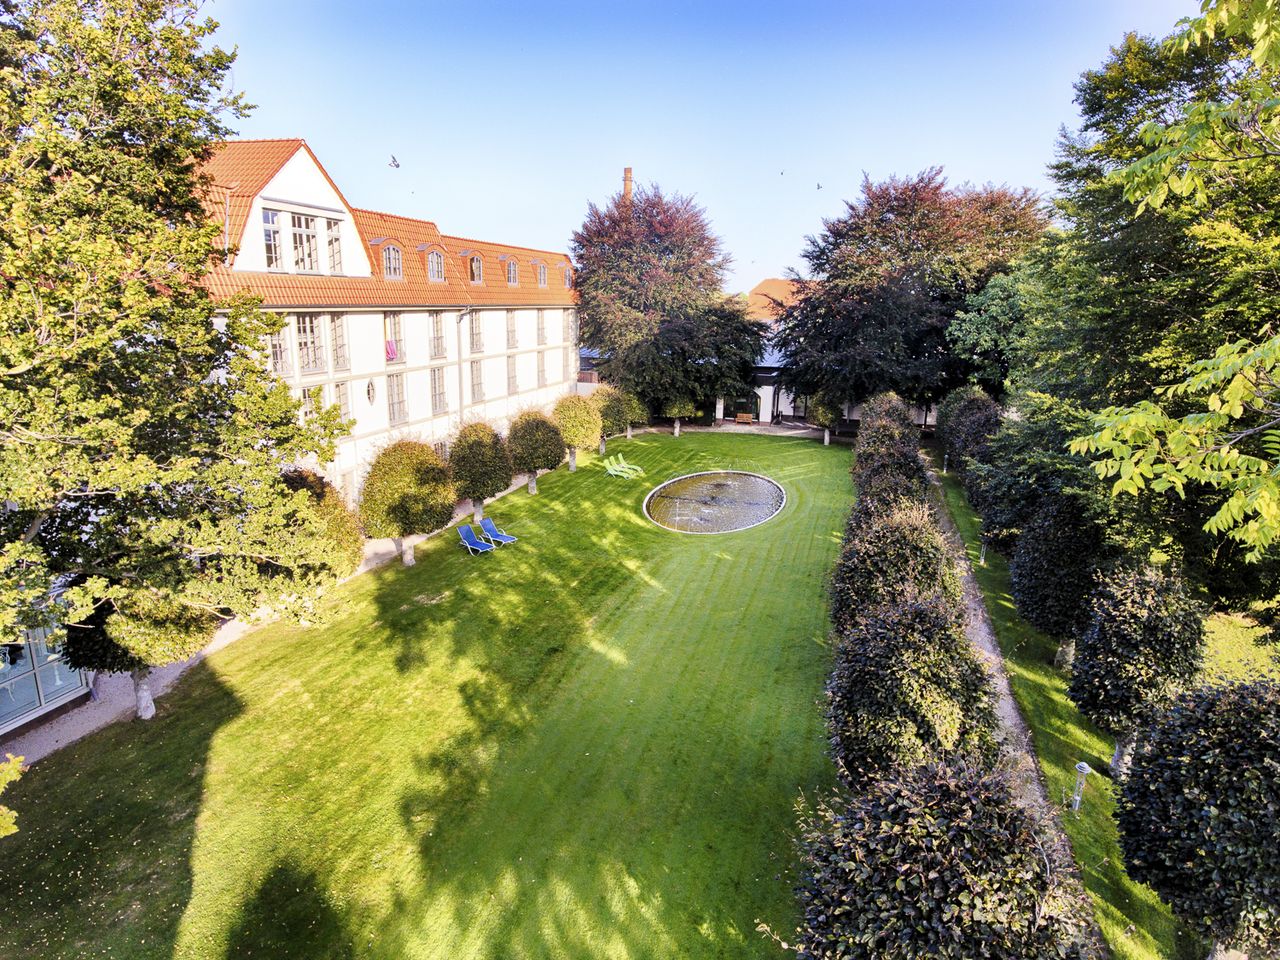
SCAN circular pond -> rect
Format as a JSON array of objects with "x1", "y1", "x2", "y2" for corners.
[{"x1": 643, "y1": 471, "x2": 786, "y2": 534}]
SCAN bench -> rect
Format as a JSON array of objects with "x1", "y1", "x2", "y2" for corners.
[{"x1": 734, "y1": 413, "x2": 754, "y2": 424}]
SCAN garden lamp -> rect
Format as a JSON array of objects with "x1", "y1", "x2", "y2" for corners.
[{"x1": 1071, "y1": 761, "x2": 1093, "y2": 811}]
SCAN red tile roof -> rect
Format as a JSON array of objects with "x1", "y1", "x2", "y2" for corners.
[
  {"x1": 745, "y1": 278, "x2": 797, "y2": 321},
  {"x1": 201, "y1": 140, "x2": 575, "y2": 310}
]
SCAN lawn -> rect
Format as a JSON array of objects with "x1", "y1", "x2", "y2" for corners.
[{"x1": 0, "y1": 433, "x2": 848, "y2": 960}]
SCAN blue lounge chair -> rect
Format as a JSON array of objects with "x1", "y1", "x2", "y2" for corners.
[
  {"x1": 480, "y1": 517, "x2": 518, "y2": 546},
  {"x1": 458, "y1": 525, "x2": 495, "y2": 555}
]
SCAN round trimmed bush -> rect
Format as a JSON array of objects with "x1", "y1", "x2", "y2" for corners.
[
  {"x1": 662, "y1": 397, "x2": 696, "y2": 420},
  {"x1": 623, "y1": 390, "x2": 649, "y2": 427},
  {"x1": 859, "y1": 391, "x2": 914, "y2": 429},
  {"x1": 1009, "y1": 494, "x2": 1110, "y2": 640},
  {"x1": 830, "y1": 500, "x2": 960, "y2": 632},
  {"x1": 1069, "y1": 564, "x2": 1204, "y2": 775},
  {"x1": 1117, "y1": 681, "x2": 1280, "y2": 955},
  {"x1": 828, "y1": 595, "x2": 998, "y2": 785},
  {"x1": 359, "y1": 440, "x2": 456, "y2": 538},
  {"x1": 449, "y1": 422, "x2": 513, "y2": 519},
  {"x1": 553, "y1": 395, "x2": 602, "y2": 471},
  {"x1": 283, "y1": 468, "x2": 364, "y2": 580},
  {"x1": 508, "y1": 410, "x2": 565, "y2": 492},
  {"x1": 937, "y1": 386, "x2": 1001, "y2": 470},
  {"x1": 590, "y1": 384, "x2": 629, "y2": 439},
  {"x1": 794, "y1": 761, "x2": 1090, "y2": 959}
]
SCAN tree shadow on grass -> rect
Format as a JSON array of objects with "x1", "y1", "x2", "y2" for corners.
[{"x1": 223, "y1": 862, "x2": 355, "y2": 960}]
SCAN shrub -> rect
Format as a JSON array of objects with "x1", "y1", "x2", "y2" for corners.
[
  {"x1": 1117, "y1": 681, "x2": 1280, "y2": 954},
  {"x1": 859, "y1": 391, "x2": 914, "y2": 429},
  {"x1": 449, "y1": 422, "x2": 513, "y2": 518},
  {"x1": 623, "y1": 390, "x2": 649, "y2": 426},
  {"x1": 1069, "y1": 564, "x2": 1204, "y2": 775},
  {"x1": 553, "y1": 395, "x2": 602, "y2": 470},
  {"x1": 359, "y1": 440, "x2": 456, "y2": 538},
  {"x1": 508, "y1": 410, "x2": 565, "y2": 484},
  {"x1": 1009, "y1": 494, "x2": 1112, "y2": 640},
  {"x1": 662, "y1": 397, "x2": 696, "y2": 419},
  {"x1": 793, "y1": 761, "x2": 1090, "y2": 959},
  {"x1": 591, "y1": 384, "x2": 629, "y2": 438},
  {"x1": 937, "y1": 386, "x2": 1001, "y2": 470},
  {"x1": 830, "y1": 500, "x2": 960, "y2": 632},
  {"x1": 807, "y1": 393, "x2": 842, "y2": 441},
  {"x1": 828, "y1": 596, "x2": 998, "y2": 785},
  {"x1": 283, "y1": 468, "x2": 364, "y2": 580}
]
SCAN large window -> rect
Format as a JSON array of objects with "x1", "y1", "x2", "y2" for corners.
[
  {"x1": 296, "y1": 314, "x2": 325, "y2": 373},
  {"x1": 429, "y1": 311, "x2": 446, "y2": 359},
  {"x1": 506, "y1": 310, "x2": 517, "y2": 350},
  {"x1": 537, "y1": 351, "x2": 547, "y2": 387},
  {"x1": 333, "y1": 380, "x2": 350, "y2": 419},
  {"x1": 291, "y1": 213, "x2": 319, "y2": 271},
  {"x1": 268, "y1": 329, "x2": 291, "y2": 376},
  {"x1": 563, "y1": 308, "x2": 576, "y2": 344},
  {"x1": 537, "y1": 309, "x2": 547, "y2": 345},
  {"x1": 537, "y1": 263, "x2": 548, "y2": 287},
  {"x1": 507, "y1": 355, "x2": 518, "y2": 395},
  {"x1": 506, "y1": 259, "x2": 518, "y2": 285},
  {"x1": 387, "y1": 372, "x2": 407, "y2": 425},
  {"x1": 330, "y1": 314, "x2": 349, "y2": 371},
  {"x1": 384, "y1": 312, "x2": 404, "y2": 364},
  {"x1": 383, "y1": 244, "x2": 403, "y2": 280},
  {"x1": 0, "y1": 628, "x2": 88, "y2": 735},
  {"x1": 430, "y1": 367, "x2": 447, "y2": 415},
  {"x1": 470, "y1": 359, "x2": 484, "y2": 403},
  {"x1": 468, "y1": 255, "x2": 483, "y2": 284},
  {"x1": 563, "y1": 267, "x2": 573, "y2": 288},
  {"x1": 469, "y1": 313, "x2": 483, "y2": 354},
  {"x1": 263, "y1": 209, "x2": 283, "y2": 269},
  {"x1": 427, "y1": 250, "x2": 445, "y2": 282},
  {"x1": 326, "y1": 219, "x2": 343, "y2": 273}
]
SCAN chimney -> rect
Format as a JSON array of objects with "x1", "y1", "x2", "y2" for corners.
[{"x1": 623, "y1": 167, "x2": 633, "y2": 201}]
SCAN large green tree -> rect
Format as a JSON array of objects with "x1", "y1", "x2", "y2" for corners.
[{"x1": 0, "y1": 0, "x2": 346, "y2": 716}]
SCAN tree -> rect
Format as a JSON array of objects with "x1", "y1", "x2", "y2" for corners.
[
  {"x1": 775, "y1": 169, "x2": 1045, "y2": 410},
  {"x1": 807, "y1": 394, "x2": 842, "y2": 446},
  {"x1": 1117, "y1": 680, "x2": 1280, "y2": 957},
  {"x1": 947, "y1": 271, "x2": 1026, "y2": 397},
  {"x1": 508, "y1": 410, "x2": 565, "y2": 494},
  {"x1": 662, "y1": 398, "x2": 695, "y2": 438},
  {"x1": 0, "y1": 0, "x2": 349, "y2": 716},
  {"x1": 1068, "y1": 564, "x2": 1205, "y2": 776},
  {"x1": 590, "y1": 384, "x2": 628, "y2": 454},
  {"x1": 1, "y1": 754, "x2": 23, "y2": 840},
  {"x1": 449, "y1": 423, "x2": 513, "y2": 523},
  {"x1": 282, "y1": 469, "x2": 364, "y2": 581},
  {"x1": 359, "y1": 441, "x2": 456, "y2": 563},
  {"x1": 552, "y1": 395, "x2": 601, "y2": 471},
  {"x1": 622, "y1": 390, "x2": 648, "y2": 440}
]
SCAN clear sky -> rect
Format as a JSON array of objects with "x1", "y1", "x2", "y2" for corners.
[{"x1": 207, "y1": 0, "x2": 1190, "y2": 293}]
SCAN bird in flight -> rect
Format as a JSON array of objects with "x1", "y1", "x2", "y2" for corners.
[
  {"x1": 389, "y1": 155, "x2": 400, "y2": 169},
  {"x1": 817, "y1": 183, "x2": 823, "y2": 190}
]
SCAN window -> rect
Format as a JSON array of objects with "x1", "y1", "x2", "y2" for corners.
[
  {"x1": 563, "y1": 267, "x2": 573, "y2": 289},
  {"x1": 468, "y1": 255, "x2": 483, "y2": 283},
  {"x1": 470, "y1": 359, "x2": 484, "y2": 403},
  {"x1": 506, "y1": 259, "x2": 518, "y2": 285},
  {"x1": 333, "y1": 380, "x2": 350, "y2": 419},
  {"x1": 563, "y1": 308, "x2": 576, "y2": 344},
  {"x1": 326, "y1": 219, "x2": 343, "y2": 273},
  {"x1": 427, "y1": 250, "x2": 445, "y2": 282},
  {"x1": 384, "y1": 312, "x2": 404, "y2": 364},
  {"x1": 268, "y1": 329, "x2": 291, "y2": 376},
  {"x1": 387, "y1": 372, "x2": 407, "y2": 425},
  {"x1": 536, "y1": 309, "x2": 546, "y2": 345},
  {"x1": 506, "y1": 310, "x2": 517, "y2": 350},
  {"x1": 383, "y1": 244, "x2": 403, "y2": 280},
  {"x1": 469, "y1": 313, "x2": 483, "y2": 354},
  {"x1": 366, "y1": 379, "x2": 376, "y2": 404},
  {"x1": 430, "y1": 367, "x2": 447, "y2": 415},
  {"x1": 537, "y1": 263, "x2": 547, "y2": 287},
  {"x1": 291, "y1": 213, "x2": 319, "y2": 271},
  {"x1": 507, "y1": 355, "x2": 518, "y2": 395},
  {"x1": 330, "y1": 314, "x2": 349, "y2": 371},
  {"x1": 263, "y1": 209, "x2": 283, "y2": 269},
  {"x1": 296, "y1": 314, "x2": 325, "y2": 373},
  {"x1": 295, "y1": 387, "x2": 316, "y2": 421},
  {"x1": 429, "y1": 311, "x2": 446, "y2": 359},
  {"x1": 537, "y1": 351, "x2": 547, "y2": 387},
  {"x1": 432, "y1": 440, "x2": 448, "y2": 459}
]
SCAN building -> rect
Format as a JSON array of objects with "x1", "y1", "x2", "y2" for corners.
[
  {"x1": 202, "y1": 138, "x2": 579, "y2": 502},
  {"x1": 717, "y1": 278, "x2": 805, "y2": 424}
]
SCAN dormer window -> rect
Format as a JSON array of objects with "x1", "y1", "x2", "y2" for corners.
[
  {"x1": 326, "y1": 219, "x2": 342, "y2": 273},
  {"x1": 469, "y1": 255, "x2": 483, "y2": 284},
  {"x1": 263, "y1": 209, "x2": 283, "y2": 269},
  {"x1": 563, "y1": 267, "x2": 573, "y2": 289},
  {"x1": 537, "y1": 263, "x2": 547, "y2": 287},
  {"x1": 291, "y1": 214, "x2": 318, "y2": 272},
  {"x1": 427, "y1": 250, "x2": 445, "y2": 282},
  {"x1": 506, "y1": 260, "x2": 518, "y2": 285},
  {"x1": 383, "y1": 244, "x2": 403, "y2": 280}
]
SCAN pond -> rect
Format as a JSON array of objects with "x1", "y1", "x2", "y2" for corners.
[{"x1": 643, "y1": 471, "x2": 786, "y2": 534}]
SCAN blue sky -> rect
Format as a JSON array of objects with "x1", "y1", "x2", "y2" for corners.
[{"x1": 208, "y1": 0, "x2": 1189, "y2": 292}]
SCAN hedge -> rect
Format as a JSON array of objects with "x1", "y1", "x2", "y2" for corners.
[
  {"x1": 936, "y1": 386, "x2": 1001, "y2": 470},
  {"x1": 283, "y1": 468, "x2": 364, "y2": 580},
  {"x1": 552, "y1": 394, "x2": 602, "y2": 454},
  {"x1": 508, "y1": 410, "x2": 566, "y2": 477},
  {"x1": 359, "y1": 440, "x2": 456, "y2": 538},
  {"x1": 1009, "y1": 494, "x2": 1111, "y2": 640}
]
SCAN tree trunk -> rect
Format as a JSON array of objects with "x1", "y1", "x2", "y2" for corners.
[
  {"x1": 399, "y1": 536, "x2": 415, "y2": 567},
  {"x1": 569, "y1": 447, "x2": 577, "y2": 471},
  {"x1": 626, "y1": 423, "x2": 632, "y2": 440},
  {"x1": 674, "y1": 418, "x2": 681, "y2": 438},
  {"x1": 527, "y1": 473, "x2": 538, "y2": 495},
  {"x1": 599, "y1": 436, "x2": 606, "y2": 455},
  {"x1": 1110, "y1": 728, "x2": 1138, "y2": 779},
  {"x1": 472, "y1": 498, "x2": 484, "y2": 523},
  {"x1": 823, "y1": 427, "x2": 830, "y2": 446},
  {"x1": 1053, "y1": 635, "x2": 1076, "y2": 671},
  {"x1": 132, "y1": 667, "x2": 156, "y2": 720}
]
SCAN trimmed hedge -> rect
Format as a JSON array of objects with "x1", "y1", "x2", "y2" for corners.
[
  {"x1": 508, "y1": 410, "x2": 566, "y2": 476},
  {"x1": 937, "y1": 386, "x2": 1001, "y2": 471},
  {"x1": 827, "y1": 595, "x2": 998, "y2": 786},
  {"x1": 359, "y1": 440, "x2": 456, "y2": 538},
  {"x1": 623, "y1": 390, "x2": 649, "y2": 426},
  {"x1": 1009, "y1": 494, "x2": 1111, "y2": 640},
  {"x1": 662, "y1": 397, "x2": 696, "y2": 420},
  {"x1": 283, "y1": 468, "x2": 364, "y2": 580},
  {"x1": 552, "y1": 395, "x2": 602, "y2": 452},
  {"x1": 794, "y1": 761, "x2": 1090, "y2": 959},
  {"x1": 591, "y1": 384, "x2": 630, "y2": 438},
  {"x1": 449, "y1": 421, "x2": 513, "y2": 506}
]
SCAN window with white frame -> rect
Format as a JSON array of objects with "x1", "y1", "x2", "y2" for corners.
[
  {"x1": 470, "y1": 359, "x2": 484, "y2": 402},
  {"x1": 296, "y1": 314, "x2": 325, "y2": 373},
  {"x1": 537, "y1": 309, "x2": 546, "y2": 345},
  {"x1": 429, "y1": 311, "x2": 446, "y2": 359},
  {"x1": 326, "y1": 219, "x2": 343, "y2": 273},
  {"x1": 427, "y1": 249, "x2": 445, "y2": 281},
  {"x1": 387, "y1": 372, "x2": 407, "y2": 424},
  {"x1": 383, "y1": 244, "x2": 403, "y2": 280},
  {"x1": 506, "y1": 259, "x2": 518, "y2": 285},
  {"x1": 563, "y1": 267, "x2": 573, "y2": 288},
  {"x1": 384, "y1": 312, "x2": 404, "y2": 363},
  {"x1": 333, "y1": 380, "x2": 350, "y2": 419},
  {"x1": 268, "y1": 329, "x2": 291, "y2": 376},
  {"x1": 537, "y1": 350, "x2": 546, "y2": 387},
  {"x1": 469, "y1": 313, "x2": 483, "y2": 354},
  {"x1": 295, "y1": 387, "x2": 316, "y2": 420},
  {"x1": 563, "y1": 308, "x2": 576, "y2": 344},
  {"x1": 506, "y1": 310, "x2": 517, "y2": 350},
  {"x1": 430, "y1": 367, "x2": 447, "y2": 414},
  {"x1": 468, "y1": 255, "x2": 483, "y2": 283},
  {"x1": 330, "y1": 314, "x2": 349, "y2": 371},
  {"x1": 291, "y1": 213, "x2": 319, "y2": 271},
  {"x1": 537, "y1": 263, "x2": 547, "y2": 287},
  {"x1": 263, "y1": 209, "x2": 283, "y2": 269},
  {"x1": 432, "y1": 440, "x2": 448, "y2": 459},
  {"x1": 507, "y1": 355, "x2": 517, "y2": 395}
]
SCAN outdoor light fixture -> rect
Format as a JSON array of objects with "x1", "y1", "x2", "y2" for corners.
[
  {"x1": 943, "y1": 453, "x2": 949, "y2": 474},
  {"x1": 1071, "y1": 761, "x2": 1093, "y2": 811},
  {"x1": 979, "y1": 541, "x2": 988, "y2": 566}
]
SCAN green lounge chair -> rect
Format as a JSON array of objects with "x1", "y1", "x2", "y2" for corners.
[
  {"x1": 604, "y1": 455, "x2": 642, "y2": 478},
  {"x1": 615, "y1": 454, "x2": 645, "y2": 476}
]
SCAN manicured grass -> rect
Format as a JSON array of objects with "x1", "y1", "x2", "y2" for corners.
[
  {"x1": 1204, "y1": 611, "x2": 1280, "y2": 682},
  {"x1": 927, "y1": 448, "x2": 1201, "y2": 960},
  {"x1": 0, "y1": 433, "x2": 847, "y2": 960}
]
